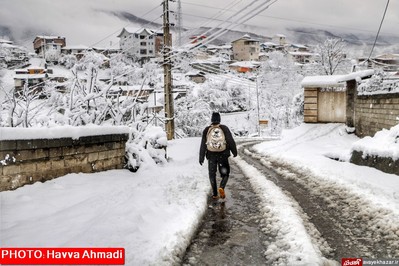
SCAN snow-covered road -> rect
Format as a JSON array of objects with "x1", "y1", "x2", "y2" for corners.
[{"x1": 1, "y1": 124, "x2": 398, "y2": 265}]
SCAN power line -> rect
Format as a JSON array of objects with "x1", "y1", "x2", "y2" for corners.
[{"x1": 367, "y1": 0, "x2": 390, "y2": 60}]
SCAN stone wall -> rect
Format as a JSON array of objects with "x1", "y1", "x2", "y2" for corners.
[
  {"x1": 350, "y1": 150, "x2": 399, "y2": 176},
  {"x1": 354, "y1": 93, "x2": 399, "y2": 138},
  {"x1": 0, "y1": 134, "x2": 128, "y2": 191}
]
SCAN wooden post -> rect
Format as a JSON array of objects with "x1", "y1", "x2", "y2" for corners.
[{"x1": 163, "y1": 0, "x2": 175, "y2": 140}]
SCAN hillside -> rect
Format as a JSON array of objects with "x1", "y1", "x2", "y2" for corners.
[{"x1": 1, "y1": 9, "x2": 398, "y2": 54}]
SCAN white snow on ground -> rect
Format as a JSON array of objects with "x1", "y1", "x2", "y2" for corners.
[
  {"x1": 0, "y1": 138, "x2": 210, "y2": 265},
  {"x1": 1, "y1": 123, "x2": 399, "y2": 264},
  {"x1": 252, "y1": 123, "x2": 399, "y2": 215}
]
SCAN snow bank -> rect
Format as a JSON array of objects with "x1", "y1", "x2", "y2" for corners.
[
  {"x1": 351, "y1": 124, "x2": 399, "y2": 160},
  {"x1": 0, "y1": 137, "x2": 210, "y2": 265},
  {"x1": 0, "y1": 125, "x2": 130, "y2": 140}
]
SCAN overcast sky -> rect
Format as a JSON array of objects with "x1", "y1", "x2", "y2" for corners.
[{"x1": 0, "y1": 0, "x2": 398, "y2": 48}]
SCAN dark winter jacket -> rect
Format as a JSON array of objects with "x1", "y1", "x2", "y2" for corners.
[{"x1": 199, "y1": 123, "x2": 237, "y2": 164}]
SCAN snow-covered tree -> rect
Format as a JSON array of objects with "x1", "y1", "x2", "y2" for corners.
[
  {"x1": 256, "y1": 51, "x2": 304, "y2": 134},
  {"x1": 315, "y1": 38, "x2": 350, "y2": 75}
]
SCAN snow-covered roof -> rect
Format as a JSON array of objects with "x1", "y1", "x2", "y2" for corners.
[
  {"x1": 261, "y1": 42, "x2": 278, "y2": 46},
  {"x1": 14, "y1": 74, "x2": 47, "y2": 79},
  {"x1": 291, "y1": 43, "x2": 308, "y2": 49},
  {"x1": 109, "y1": 85, "x2": 153, "y2": 92},
  {"x1": 301, "y1": 70, "x2": 375, "y2": 88},
  {"x1": 229, "y1": 61, "x2": 261, "y2": 68},
  {"x1": 232, "y1": 35, "x2": 259, "y2": 43},
  {"x1": 62, "y1": 45, "x2": 90, "y2": 50},
  {"x1": 289, "y1": 51, "x2": 317, "y2": 56},
  {"x1": 0, "y1": 39, "x2": 13, "y2": 44},
  {"x1": 185, "y1": 71, "x2": 205, "y2": 77}
]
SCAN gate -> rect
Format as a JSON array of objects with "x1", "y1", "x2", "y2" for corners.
[{"x1": 317, "y1": 91, "x2": 346, "y2": 122}]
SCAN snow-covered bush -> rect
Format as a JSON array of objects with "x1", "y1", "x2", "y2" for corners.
[
  {"x1": 125, "y1": 124, "x2": 168, "y2": 172},
  {"x1": 58, "y1": 54, "x2": 77, "y2": 69}
]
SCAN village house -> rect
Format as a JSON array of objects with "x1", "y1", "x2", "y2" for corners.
[
  {"x1": 61, "y1": 45, "x2": 91, "y2": 60},
  {"x1": 117, "y1": 28, "x2": 164, "y2": 62},
  {"x1": 185, "y1": 71, "x2": 206, "y2": 83},
  {"x1": 358, "y1": 54, "x2": 399, "y2": 72},
  {"x1": 229, "y1": 61, "x2": 261, "y2": 73},
  {"x1": 33, "y1": 36, "x2": 66, "y2": 62},
  {"x1": 205, "y1": 44, "x2": 232, "y2": 60},
  {"x1": 0, "y1": 39, "x2": 30, "y2": 68},
  {"x1": 260, "y1": 41, "x2": 284, "y2": 53},
  {"x1": 272, "y1": 34, "x2": 287, "y2": 46},
  {"x1": 14, "y1": 58, "x2": 68, "y2": 94},
  {"x1": 231, "y1": 34, "x2": 260, "y2": 61}
]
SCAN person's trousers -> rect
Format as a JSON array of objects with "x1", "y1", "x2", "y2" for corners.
[{"x1": 208, "y1": 156, "x2": 230, "y2": 197}]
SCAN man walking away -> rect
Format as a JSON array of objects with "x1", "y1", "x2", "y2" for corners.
[{"x1": 199, "y1": 112, "x2": 237, "y2": 200}]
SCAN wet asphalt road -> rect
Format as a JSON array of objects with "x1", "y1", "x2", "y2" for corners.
[
  {"x1": 182, "y1": 162, "x2": 268, "y2": 265},
  {"x1": 181, "y1": 142, "x2": 399, "y2": 265}
]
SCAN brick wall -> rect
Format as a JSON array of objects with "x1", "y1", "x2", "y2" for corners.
[
  {"x1": 0, "y1": 134, "x2": 128, "y2": 191},
  {"x1": 354, "y1": 93, "x2": 399, "y2": 137}
]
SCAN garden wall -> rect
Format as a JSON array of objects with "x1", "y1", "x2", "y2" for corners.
[
  {"x1": 354, "y1": 93, "x2": 399, "y2": 138},
  {"x1": 350, "y1": 150, "x2": 399, "y2": 176},
  {"x1": 0, "y1": 127, "x2": 129, "y2": 191}
]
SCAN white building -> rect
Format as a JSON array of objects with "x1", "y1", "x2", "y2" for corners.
[{"x1": 117, "y1": 28, "x2": 164, "y2": 62}]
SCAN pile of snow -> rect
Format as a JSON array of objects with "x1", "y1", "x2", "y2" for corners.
[
  {"x1": 125, "y1": 125, "x2": 168, "y2": 171},
  {"x1": 351, "y1": 124, "x2": 399, "y2": 160},
  {"x1": 0, "y1": 125, "x2": 130, "y2": 140},
  {"x1": 0, "y1": 137, "x2": 210, "y2": 265}
]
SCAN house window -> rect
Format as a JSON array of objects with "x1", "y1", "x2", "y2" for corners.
[
  {"x1": 149, "y1": 36, "x2": 153, "y2": 39},
  {"x1": 140, "y1": 42, "x2": 146, "y2": 46},
  {"x1": 134, "y1": 34, "x2": 138, "y2": 38},
  {"x1": 140, "y1": 35, "x2": 145, "y2": 39},
  {"x1": 140, "y1": 49, "x2": 147, "y2": 55}
]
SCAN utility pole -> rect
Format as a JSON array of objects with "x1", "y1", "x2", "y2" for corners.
[{"x1": 163, "y1": 0, "x2": 175, "y2": 140}]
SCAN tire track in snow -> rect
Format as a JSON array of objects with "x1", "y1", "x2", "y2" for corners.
[
  {"x1": 234, "y1": 146, "x2": 336, "y2": 266},
  {"x1": 240, "y1": 143, "x2": 399, "y2": 261}
]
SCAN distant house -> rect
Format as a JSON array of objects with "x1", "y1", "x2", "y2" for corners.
[
  {"x1": 231, "y1": 34, "x2": 260, "y2": 61},
  {"x1": 117, "y1": 28, "x2": 164, "y2": 62},
  {"x1": 33, "y1": 36, "x2": 66, "y2": 62},
  {"x1": 229, "y1": 61, "x2": 260, "y2": 73},
  {"x1": 0, "y1": 41, "x2": 29, "y2": 67},
  {"x1": 61, "y1": 45, "x2": 90, "y2": 60},
  {"x1": 185, "y1": 71, "x2": 206, "y2": 83},
  {"x1": 92, "y1": 46, "x2": 121, "y2": 57},
  {"x1": 260, "y1": 41, "x2": 284, "y2": 53},
  {"x1": 205, "y1": 44, "x2": 232, "y2": 59},
  {"x1": 272, "y1": 34, "x2": 287, "y2": 46},
  {"x1": 14, "y1": 58, "x2": 68, "y2": 94},
  {"x1": 288, "y1": 51, "x2": 319, "y2": 64},
  {"x1": 108, "y1": 85, "x2": 154, "y2": 102},
  {"x1": 358, "y1": 54, "x2": 399, "y2": 72}
]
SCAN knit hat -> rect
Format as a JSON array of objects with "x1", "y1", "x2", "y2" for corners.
[{"x1": 211, "y1": 112, "x2": 221, "y2": 124}]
